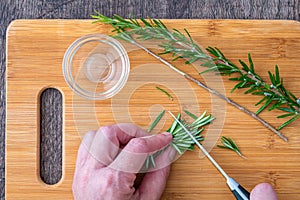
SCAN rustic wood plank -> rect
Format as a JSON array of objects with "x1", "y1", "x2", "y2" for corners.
[
  {"x1": 1, "y1": 0, "x2": 299, "y2": 199},
  {"x1": 40, "y1": 0, "x2": 299, "y2": 20}
]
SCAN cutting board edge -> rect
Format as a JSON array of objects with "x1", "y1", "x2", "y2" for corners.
[{"x1": 6, "y1": 18, "x2": 300, "y2": 31}]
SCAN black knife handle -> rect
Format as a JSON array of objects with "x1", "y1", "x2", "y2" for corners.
[
  {"x1": 227, "y1": 177, "x2": 250, "y2": 200},
  {"x1": 232, "y1": 184, "x2": 250, "y2": 200}
]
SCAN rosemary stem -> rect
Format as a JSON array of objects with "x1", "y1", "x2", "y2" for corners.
[
  {"x1": 132, "y1": 41, "x2": 186, "y2": 76},
  {"x1": 185, "y1": 75, "x2": 288, "y2": 142},
  {"x1": 131, "y1": 40, "x2": 288, "y2": 142}
]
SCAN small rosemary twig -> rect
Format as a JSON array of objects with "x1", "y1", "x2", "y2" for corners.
[{"x1": 217, "y1": 136, "x2": 246, "y2": 158}]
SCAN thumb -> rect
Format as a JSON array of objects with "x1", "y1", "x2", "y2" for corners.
[
  {"x1": 134, "y1": 133, "x2": 175, "y2": 200},
  {"x1": 250, "y1": 183, "x2": 278, "y2": 200},
  {"x1": 109, "y1": 132, "x2": 173, "y2": 173},
  {"x1": 135, "y1": 166, "x2": 170, "y2": 200}
]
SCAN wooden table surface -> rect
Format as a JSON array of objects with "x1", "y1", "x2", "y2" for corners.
[{"x1": 1, "y1": 1, "x2": 300, "y2": 199}]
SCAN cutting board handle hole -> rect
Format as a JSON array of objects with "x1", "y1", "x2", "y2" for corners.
[{"x1": 39, "y1": 88, "x2": 63, "y2": 185}]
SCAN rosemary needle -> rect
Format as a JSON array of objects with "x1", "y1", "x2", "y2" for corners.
[
  {"x1": 148, "y1": 110, "x2": 165, "y2": 132},
  {"x1": 156, "y1": 86, "x2": 173, "y2": 101},
  {"x1": 184, "y1": 109, "x2": 198, "y2": 120}
]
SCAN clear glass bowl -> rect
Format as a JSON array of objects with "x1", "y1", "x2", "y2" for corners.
[{"x1": 62, "y1": 34, "x2": 130, "y2": 100}]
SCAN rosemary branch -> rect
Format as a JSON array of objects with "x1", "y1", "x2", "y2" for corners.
[{"x1": 91, "y1": 13, "x2": 298, "y2": 141}]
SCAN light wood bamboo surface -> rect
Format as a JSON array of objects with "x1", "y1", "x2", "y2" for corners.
[{"x1": 6, "y1": 20, "x2": 300, "y2": 199}]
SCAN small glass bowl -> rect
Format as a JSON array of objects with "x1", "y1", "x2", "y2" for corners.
[{"x1": 62, "y1": 34, "x2": 130, "y2": 100}]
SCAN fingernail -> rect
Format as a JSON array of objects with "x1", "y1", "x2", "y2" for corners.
[
  {"x1": 162, "y1": 132, "x2": 172, "y2": 140},
  {"x1": 142, "y1": 135, "x2": 154, "y2": 139},
  {"x1": 162, "y1": 132, "x2": 171, "y2": 136}
]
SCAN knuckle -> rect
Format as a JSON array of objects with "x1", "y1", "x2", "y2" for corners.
[
  {"x1": 98, "y1": 126, "x2": 116, "y2": 140},
  {"x1": 82, "y1": 130, "x2": 96, "y2": 142},
  {"x1": 85, "y1": 130, "x2": 96, "y2": 137},
  {"x1": 128, "y1": 137, "x2": 148, "y2": 152},
  {"x1": 98, "y1": 125, "x2": 111, "y2": 134}
]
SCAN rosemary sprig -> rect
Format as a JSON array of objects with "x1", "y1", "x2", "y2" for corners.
[
  {"x1": 91, "y1": 13, "x2": 297, "y2": 141},
  {"x1": 156, "y1": 86, "x2": 173, "y2": 101},
  {"x1": 203, "y1": 48, "x2": 300, "y2": 130},
  {"x1": 217, "y1": 136, "x2": 245, "y2": 158},
  {"x1": 145, "y1": 111, "x2": 214, "y2": 169}
]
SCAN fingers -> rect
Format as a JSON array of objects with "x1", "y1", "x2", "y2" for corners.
[
  {"x1": 73, "y1": 130, "x2": 96, "y2": 198},
  {"x1": 133, "y1": 135, "x2": 175, "y2": 199},
  {"x1": 135, "y1": 166, "x2": 170, "y2": 200},
  {"x1": 110, "y1": 123, "x2": 149, "y2": 145},
  {"x1": 142, "y1": 141, "x2": 177, "y2": 173},
  {"x1": 86, "y1": 124, "x2": 149, "y2": 168},
  {"x1": 109, "y1": 132, "x2": 173, "y2": 173},
  {"x1": 250, "y1": 183, "x2": 278, "y2": 200},
  {"x1": 88, "y1": 126, "x2": 122, "y2": 168},
  {"x1": 76, "y1": 130, "x2": 97, "y2": 168}
]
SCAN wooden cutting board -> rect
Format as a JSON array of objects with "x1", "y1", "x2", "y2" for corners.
[{"x1": 6, "y1": 19, "x2": 300, "y2": 199}]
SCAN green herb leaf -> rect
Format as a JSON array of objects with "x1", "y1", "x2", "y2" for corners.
[
  {"x1": 156, "y1": 86, "x2": 173, "y2": 101},
  {"x1": 256, "y1": 96, "x2": 274, "y2": 115},
  {"x1": 183, "y1": 110, "x2": 198, "y2": 120},
  {"x1": 148, "y1": 110, "x2": 165, "y2": 132},
  {"x1": 277, "y1": 113, "x2": 296, "y2": 118},
  {"x1": 248, "y1": 53, "x2": 254, "y2": 73},
  {"x1": 277, "y1": 114, "x2": 300, "y2": 130}
]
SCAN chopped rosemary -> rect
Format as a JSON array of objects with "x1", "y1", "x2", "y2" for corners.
[
  {"x1": 156, "y1": 86, "x2": 173, "y2": 101},
  {"x1": 217, "y1": 136, "x2": 245, "y2": 158},
  {"x1": 148, "y1": 109, "x2": 165, "y2": 132}
]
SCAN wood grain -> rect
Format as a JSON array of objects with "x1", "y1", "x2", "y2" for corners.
[
  {"x1": 6, "y1": 19, "x2": 300, "y2": 199},
  {"x1": 1, "y1": 1, "x2": 300, "y2": 199}
]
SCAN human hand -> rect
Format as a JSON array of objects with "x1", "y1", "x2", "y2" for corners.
[
  {"x1": 72, "y1": 123, "x2": 173, "y2": 200},
  {"x1": 250, "y1": 183, "x2": 278, "y2": 200}
]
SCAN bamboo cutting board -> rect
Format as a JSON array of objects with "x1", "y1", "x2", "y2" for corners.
[{"x1": 6, "y1": 20, "x2": 300, "y2": 199}]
